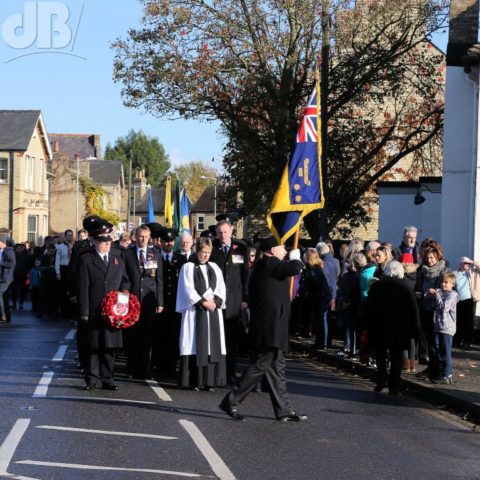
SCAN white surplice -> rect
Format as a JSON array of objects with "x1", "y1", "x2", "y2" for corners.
[{"x1": 176, "y1": 262, "x2": 227, "y2": 356}]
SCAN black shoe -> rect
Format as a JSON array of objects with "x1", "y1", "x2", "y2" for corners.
[
  {"x1": 388, "y1": 388, "x2": 400, "y2": 396},
  {"x1": 83, "y1": 384, "x2": 95, "y2": 391},
  {"x1": 278, "y1": 412, "x2": 308, "y2": 422},
  {"x1": 374, "y1": 384, "x2": 387, "y2": 392},
  {"x1": 418, "y1": 357, "x2": 429, "y2": 365},
  {"x1": 102, "y1": 383, "x2": 119, "y2": 391},
  {"x1": 219, "y1": 398, "x2": 245, "y2": 421}
]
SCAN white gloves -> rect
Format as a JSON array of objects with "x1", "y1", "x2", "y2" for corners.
[{"x1": 289, "y1": 249, "x2": 301, "y2": 261}]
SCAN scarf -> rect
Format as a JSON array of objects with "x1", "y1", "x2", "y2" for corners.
[
  {"x1": 192, "y1": 262, "x2": 222, "y2": 367},
  {"x1": 421, "y1": 259, "x2": 446, "y2": 281}
]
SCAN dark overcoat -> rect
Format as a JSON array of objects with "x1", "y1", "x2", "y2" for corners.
[
  {"x1": 78, "y1": 251, "x2": 130, "y2": 349},
  {"x1": 122, "y1": 246, "x2": 164, "y2": 319},
  {"x1": 248, "y1": 256, "x2": 303, "y2": 352},
  {"x1": 361, "y1": 277, "x2": 421, "y2": 350},
  {"x1": 209, "y1": 239, "x2": 249, "y2": 320}
]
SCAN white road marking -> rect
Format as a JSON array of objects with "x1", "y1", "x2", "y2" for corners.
[
  {"x1": 37, "y1": 425, "x2": 177, "y2": 440},
  {"x1": 180, "y1": 419, "x2": 236, "y2": 480},
  {"x1": 0, "y1": 419, "x2": 31, "y2": 475},
  {"x1": 64, "y1": 329, "x2": 75, "y2": 340},
  {"x1": 51, "y1": 345, "x2": 67, "y2": 362},
  {"x1": 48, "y1": 395, "x2": 158, "y2": 406},
  {"x1": 145, "y1": 379, "x2": 173, "y2": 401},
  {"x1": 32, "y1": 372, "x2": 54, "y2": 398},
  {"x1": 16, "y1": 461, "x2": 203, "y2": 477}
]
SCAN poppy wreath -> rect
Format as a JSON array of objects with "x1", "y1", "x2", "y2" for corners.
[{"x1": 101, "y1": 290, "x2": 141, "y2": 329}]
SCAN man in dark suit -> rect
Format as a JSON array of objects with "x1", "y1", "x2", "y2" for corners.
[
  {"x1": 122, "y1": 224, "x2": 164, "y2": 379},
  {"x1": 0, "y1": 232, "x2": 16, "y2": 323},
  {"x1": 209, "y1": 218, "x2": 249, "y2": 383},
  {"x1": 151, "y1": 228, "x2": 187, "y2": 378},
  {"x1": 219, "y1": 236, "x2": 307, "y2": 422},
  {"x1": 77, "y1": 219, "x2": 130, "y2": 390}
]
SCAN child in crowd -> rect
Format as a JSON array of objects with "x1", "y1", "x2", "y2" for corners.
[
  {"x1": 428, "y1": 272, "x2": 459, "y2": 384},
  {"x1": 29, "y1": 259, "x2": 42, "y2": 315}
]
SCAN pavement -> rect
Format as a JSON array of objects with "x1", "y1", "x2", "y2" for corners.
[{"x1": 290, "y1": 336, "x2": 480, "y2": 426}]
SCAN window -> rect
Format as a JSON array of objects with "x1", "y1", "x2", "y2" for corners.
[
  {"x1": 197, "y1": 215, "x2": 205, "y2": 231},
  {"x1": 25, "y1": 156, "x2": 34, "y2": 191},
  {"x1": 0, "y1": 157, "x2": 7, "y2": 183},
  {"x1": 27, "y1": 215, "x2": 38, "y2": 243}
]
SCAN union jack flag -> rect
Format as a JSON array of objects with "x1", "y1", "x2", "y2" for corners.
[
  {"x1": 267, "y1": 79, "x2": 324, "y2": 244},
  {"x1": 296, "y1": 90, "x2": 319, "y2": 143}
]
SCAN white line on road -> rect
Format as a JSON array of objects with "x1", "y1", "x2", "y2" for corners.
[
  {"x1": 32, "y1": 372, "x2": 54, "y2": 398},
  {"x1": 64, "y1": 329, "x2": 75, "y2": 340},
  {"x1": 0, "y1": 419, "x2": 31, "y2": 476},
  {"x1": 145, "y1": 379, "x2": 173, "y2": 401},
  {"x1": 51, "y1": 345, "x2": 67, "y2": 362},
  {"x1": 180, "y1": 419, "x2": 236, "y2": 480},
  {"x1": 16, "y1": 461, "x2": 203, "y2": 477},
  {"x1": 48, "y1": 395, "x2": 158, "y2": 406},
  {"x1": 37, "y1": 425, "x2": 177, "y2": 440}
]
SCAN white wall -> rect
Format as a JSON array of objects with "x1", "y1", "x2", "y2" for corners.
[
  {"x1": 378, "y1": 187, "x2": 441, "y2": 245},
  {"x1": 441, "y1": 66, "x2": 478, "y2": 264}
]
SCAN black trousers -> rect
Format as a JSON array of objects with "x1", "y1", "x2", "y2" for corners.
[
  {"x1": 456, "y1": 298, "x2": 474, "y2": 347},
  {"x1": 86, "y1": 349, "x2": 115, "y2": 386},
  {"x1": 124, "y1": 313, "x2": 155, "y2": 377},
  {"x1": 224, "y1": 315, "x2": 241, "y2": 381},
  {"x1": 375, "y1": 346, "x2": 403, "y2": 392},
  {"x1": 226, "y1": 347, "x2": 291, "y2": 419}
]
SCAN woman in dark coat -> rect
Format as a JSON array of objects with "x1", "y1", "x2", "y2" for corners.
[
  {"x1": 361, "y1": 261, "x2": 420, "y2": 395},
  {"x1": 415, "y1": 245, "x2": 447, "y2": 379},
  {"x1": 298, "y1": 248, "x2": 332, "y2": 343}
]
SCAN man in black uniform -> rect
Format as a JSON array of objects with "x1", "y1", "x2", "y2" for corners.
[
  {"x1": 122, "y1": 224, "x2": 164, "y2": 379},
  {"x1": 209, "y1": 217, "x2": 249, "y2": 384},
  {"x1": 219, "y1": 236, "x2": 307, "y2": 421},
  {"x1": 77, "y1": 219, "x2": 130, "y2": 390},
  {"x1": 152, "y1": 228, "x2": 187, "y2": 378}
]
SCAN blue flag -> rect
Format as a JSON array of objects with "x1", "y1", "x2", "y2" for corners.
[
  {"x1": 267, "y1": 79, "x2": 324, "y2": 243},
  {"x1": 147, "y1": 189, "x2": 155, "y2": 223},
  {"x1": 180, "y1": 188, "x2": 191, "y2": 234}
]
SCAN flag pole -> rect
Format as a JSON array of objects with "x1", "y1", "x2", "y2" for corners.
[{"x1": 289, "y1": 228, "x2": 300, "y2": 300}]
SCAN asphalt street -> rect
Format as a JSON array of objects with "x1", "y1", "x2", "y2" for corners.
[{"x1": 0, "y1": 310, "x2": 480, "y2": 480}]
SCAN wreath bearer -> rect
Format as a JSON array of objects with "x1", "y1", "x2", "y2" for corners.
[{"x1": 78, "y1": 218, "x2": 130, "y2": 391}]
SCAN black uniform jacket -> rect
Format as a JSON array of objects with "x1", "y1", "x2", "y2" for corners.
[
  {"x1": 78, "y1": 251, "x2": 130, "y2": 349},
  {"x1": 122, "y1": 246, "x2": 164, "y2": 318},
  {"x1": 248, "y1": 255, "x2": 303, "y2": 352},
  {"x1": 161, "y1": 251, "x2": 188, "y2": 311},
  {"x1": 209, "y1": 239, "x2": 249, "y2": 320}
]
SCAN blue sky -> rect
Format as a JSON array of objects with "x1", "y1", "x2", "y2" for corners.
[
  {"x1": 0, "y1": 0, "x2": 224, "y2": 170},
  {"x1": 0, "y1": 1, "x2": 447, "y2": 171}
]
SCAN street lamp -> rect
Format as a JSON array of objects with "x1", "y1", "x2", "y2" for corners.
[
  {"x1": 133, "y1": 184, "x2": 150, "y2": 226},
  {"x1": 201, "y1": 175, "x2": 217, "y2": 219}
]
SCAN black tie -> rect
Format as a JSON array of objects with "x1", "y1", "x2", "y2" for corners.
[
  {"x1": 103, "y1": 255, "x2": 108, "y2": 266},
  {"x1": 223, "y1": 246, "x2": 229, "y2": 256},
  {"x1": 139, "y1": 249, "x2": 145, "y2": 268}
]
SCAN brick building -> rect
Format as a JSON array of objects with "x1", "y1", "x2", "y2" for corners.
[{"x1": 0, "y1": 110, "x2": 52, "y2": 243}]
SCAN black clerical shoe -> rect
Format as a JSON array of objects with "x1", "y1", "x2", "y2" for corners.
[
  {"x1": 83, "y1": 384, "x2": 96, "y2": 391},
  {"x1": 219, "y1": 398, "x2": 245, "y2": 421},
  {"x1": 278, "y1": 412, "x2": 308, "y2": 422},
  {"x1": 102, "y1": 383, "x2": 119, "y2": 391}
]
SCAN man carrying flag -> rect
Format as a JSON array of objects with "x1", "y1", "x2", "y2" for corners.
[{"x1": 219, "y1": 79, "x2": 323, "y2": 421}]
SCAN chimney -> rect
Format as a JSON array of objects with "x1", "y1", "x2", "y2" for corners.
[
  {"x1": 53, "y1": 141, "x2": 59, "y2": 153},
  {"x1": 93, "y1": 134, "x2": 102, "y2": 160},
  {"x1": 447, "y1": 0, "x2": 480, "y2": 66}
]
